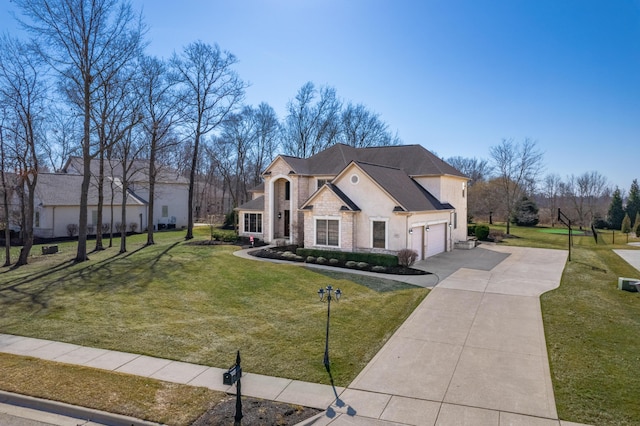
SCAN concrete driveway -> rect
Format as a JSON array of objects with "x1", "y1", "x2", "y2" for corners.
[{"x1": 321, "y1": 244, "x2": 571, "y2": 426}]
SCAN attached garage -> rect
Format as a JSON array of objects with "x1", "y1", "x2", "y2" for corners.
[{"x1": 426, "y1": 223, "x2": 446, "y2": 257}]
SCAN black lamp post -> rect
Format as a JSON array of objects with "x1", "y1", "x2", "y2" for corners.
[{"x1": 318, "y1": 285, "x2": 341, "y2": 371}]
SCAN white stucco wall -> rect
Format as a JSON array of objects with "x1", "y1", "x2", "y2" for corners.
[
  {"x1": 151, "y1": 182, "x2": 189, "y2": 229},
  {"x1": 414, "y1": 175, "x2": 468, "y2": 243}
]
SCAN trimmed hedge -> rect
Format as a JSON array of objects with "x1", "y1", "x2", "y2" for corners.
[{"x1": 296, "y1": 248, "x2": 398, "y2": 267}]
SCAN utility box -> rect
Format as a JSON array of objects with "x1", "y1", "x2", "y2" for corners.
[
  {"x1": 618, "y1": 277, "x2": 640, "y2": 292},
  {"x1": 41, "y1": 245, "x2": 58, "y2": 255},
  {"x1": 223, "y1": 364, "x2": 242, "y2": 385}
]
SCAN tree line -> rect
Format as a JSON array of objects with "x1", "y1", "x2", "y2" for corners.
[
  {"x1": 450, "y1": 139, "x2": 640, "y2": 236},
  {"x1": 0, "y1": 0, "x2": 400, "y2": 267}
]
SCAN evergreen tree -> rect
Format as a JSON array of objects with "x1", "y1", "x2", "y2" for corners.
[
  {"x1": 511, "y1": 196, "x2": 540, "y2": 226},
  {"x1": 626, "y1": 179, "x2": 640, "y2": 225},
  {"x1": 607, "y1": 187, "x2": 625, "y2": 229},
  {"x1": 621, "y1": 213, "x2": 632, "y2": 242},
  {"x1": 634, "y1": 212, "x2": 640, "y2": 237}
]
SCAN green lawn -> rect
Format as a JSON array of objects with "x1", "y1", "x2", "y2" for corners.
[
  {"x1": 483, "y1": 223, "x2": 640, "y2": 426},
  {"x1": 0, "y1": 229, "x2": 427, "y2": 387}
]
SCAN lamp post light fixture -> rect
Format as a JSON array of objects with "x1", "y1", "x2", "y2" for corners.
[{"x1": 318, "y1": 285, "x2": 341, "y2": 370}]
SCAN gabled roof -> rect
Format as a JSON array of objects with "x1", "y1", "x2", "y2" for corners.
[
  {"x1": 64, "y1": 157, "x2": 189, "y2": 184},
  {"x1": 300, "y1": 183, "x2": 360, "y2": 212},
  {"x1": 267, "y1": 144, "x2": 467, "y2": 178},
  {"x1": 35, "y1": 173, "x2": 146, "y2": 207},
  {"x1": 354, "y1": 162, "x2": 450, "y2": 212}
]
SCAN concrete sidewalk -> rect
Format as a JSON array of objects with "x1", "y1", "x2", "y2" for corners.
[{"x1": 0, "y1": 334, "x2": 341, "y2": 417}]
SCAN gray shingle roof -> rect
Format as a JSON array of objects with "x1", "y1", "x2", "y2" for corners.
[
  {"x1": 64, "y1": 157, "x2": 189, "y2": 184},
  {"x1": 277, "y1": 144, "x2": 466, "y2": 178},
  {"x1": 36, "y1": 173, "x2": 146, "y2": 207},
  {"x1": 236, "y1": 195, "x2": 264, "y2": 211},
  {"x1": 355, "y1": 162, "x2": 450, "y2": 212}
]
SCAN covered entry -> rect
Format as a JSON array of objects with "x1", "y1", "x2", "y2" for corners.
[{"x1": 426, "y1": 223, "x2": 446, "y2": 257}]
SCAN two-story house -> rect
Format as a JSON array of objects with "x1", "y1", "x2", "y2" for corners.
[{"x1": 237, "y1": 144, "x2": 468, "y2": 259}]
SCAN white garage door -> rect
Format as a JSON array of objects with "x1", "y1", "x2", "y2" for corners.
[{"x1": 426, "y1": 223, "x2": 446, "y2": 257}]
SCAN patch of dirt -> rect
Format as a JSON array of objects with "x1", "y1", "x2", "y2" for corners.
[
  {"x1": 191, "y1": 395, "x2": 321, "y2": 426},
  {"x1": 249, "y1": 246, "x2": 428, "y2": 276}
]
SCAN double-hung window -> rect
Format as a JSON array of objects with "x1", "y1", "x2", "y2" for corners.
[{"x1": 316, "y1": 219, "x2": 339, "y2": 246}]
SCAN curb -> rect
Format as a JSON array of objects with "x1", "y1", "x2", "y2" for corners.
[{"x1": 0, "y1": 390, "x2": 162, "y2": 426}]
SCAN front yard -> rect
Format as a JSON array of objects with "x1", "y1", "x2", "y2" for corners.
[{"x1": 0, "y1": 229, "x2": 427, "y2": 387}]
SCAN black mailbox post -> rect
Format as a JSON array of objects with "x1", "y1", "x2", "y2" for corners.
[{"x1": 223, "y1": 363, "x2": 242, "y2": 386}]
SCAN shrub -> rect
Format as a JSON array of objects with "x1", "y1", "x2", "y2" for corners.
[
  {"x1": 372, "y1": 265, "x2": 387, "y2": 272},
  {"x1": 488, "y1": 230, "x2": 505, "y2": 243},
  {"x1": 357, "y1": 262, "x2": 369, "y2": 269},
  {"x1": 129, "y1": 222, "x2": 138, "y2": 233},
  {"x1": 467, "y1": 224, "x2": 476, "y2": 236},
  {"x1": 316, "y1": 257, "x2": 327, "y2": 264},
  {"x1": 398, "y1": 248, "x2": 419, "y2": 267},
  {"x1": 222, "y1": 211, "x2": 236, "y2": 229},
  {"x1": 66, "y1": 224, "x2": 78, "y2": 237},
  {"x1": 306, "y1": 256, "x2": 316, "y2": 263},
  {"x1": 345, "y1": 261, "x2": 357, "y2": 268},
  {"x1": 115, "y1": 222, "x2": 125, "y2": 233},
  {"x1": 296, "y1": 248, "x2": 398, "y2": 267},
  {"x1": 329, "y1": 258, "x2": 340, "y2": 265},
  {"x1": 101, "y1": 223, "x2": 110, "y2": 233},
  {"x1": 87, "y1": 224, "x2": 95, "y2": 235},
  {"x1": 475, "y1": 224, "x2": 490, "y2": 241}
]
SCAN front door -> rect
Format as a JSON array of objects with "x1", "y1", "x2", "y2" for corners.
[{"x1": 284, "y1": 210, "x2": 290, "y2": 237}]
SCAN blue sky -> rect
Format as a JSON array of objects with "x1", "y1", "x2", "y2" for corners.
[{"x1": 2, "y1": 1, "x2": 639, "y2": 191}]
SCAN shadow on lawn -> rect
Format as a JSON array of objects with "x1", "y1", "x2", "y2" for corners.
[{"x1": 0, "y1": 241, "x2": 183, "y2": 310}]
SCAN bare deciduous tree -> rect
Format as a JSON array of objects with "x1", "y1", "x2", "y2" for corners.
[
  {"x1": 0, "y1": 35, "x2": 47, "y2": 266},
  {"x1": 340, "y1": 102, "x2": 400, "y2": 148},
  {"x1": 541, "y1": 173, "x2": 563, "y2": 226},
  {"x1": 563, "y1": 171, "x2": 608, "y2": 228},
  {"x1": 137, "y1": 55, "x2": 181, "y2": 245},
  {"x1": 446, "y1": 156, "x2": 492, "y2": 186},
  {"x1": 171, "y1": 41, "x2": 246, "y2": 239},
  {"x1": 489, "y1": 138, "x2": 544, "y2": 234},
  {"x1": 248, "y1": 102, "x2": 280, "y2": 187},
  {"x1": 282, "y1": 82, "x2": 341, "y2": 158},
  {"x1": 15, "y1": 0, "x2": 144, "y2": 262}
]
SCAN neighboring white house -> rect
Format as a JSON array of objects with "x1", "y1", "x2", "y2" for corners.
[
  {"x1": 236, "y1": 144, "x2": 469, "y2": 259},
  {"x1": 33, "y1": 157, "x2": 189, "y2": 238}
]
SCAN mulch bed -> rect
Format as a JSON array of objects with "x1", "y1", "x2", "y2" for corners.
[
  {"x1": 249, "y1": 246, "x2": 427, "y2": 276},
  {"x1": 191, "y1": 395, "x2": 322, "y2": 426}
]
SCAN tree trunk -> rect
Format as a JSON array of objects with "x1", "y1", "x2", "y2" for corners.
[
  {"x1": 146, "y1": 129, "x2": 157, "y2": 245},
  {"x1": 95, "y1": 148, "x2": 105, "y2": 250},
  {"x1": 75, "y1": 77, "x2": 92, "y2": 262},
  {"x1": 1, "y1": 129, "x2": 11, "y2": 267},
  {"x1": 16, "y1": 176, "x2": 36, "y2": 266},
  {"x1": 120, "y1": 178, "x2": 127, "y2": 253},
  {"x1": 186, "y1": 134, "x2": 199, "y2": 240}
]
